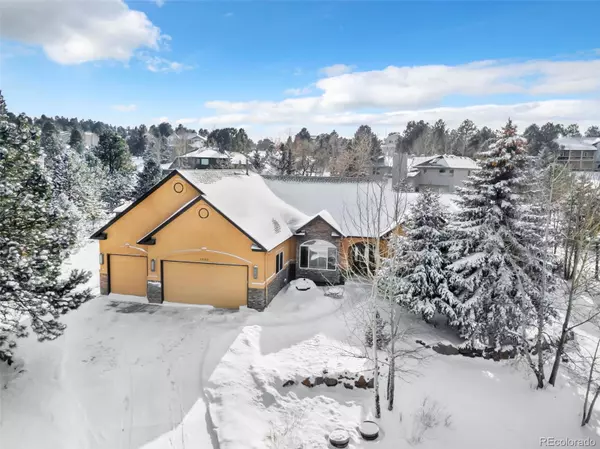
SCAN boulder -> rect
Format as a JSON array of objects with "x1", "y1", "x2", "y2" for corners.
[
  {"x1": 314, "y1": 376, "x2": 324, "y2": 386},
  {"x1": 355, "y1": 375, "x2": 368, "y2": 389},
  {"x1": 282, "y1": 380, "x2": 295, "y2": 387},
  {"x1": 366, "y1": 378, "x2": 374, "y2": 388},
  {"x1": 324, "y1": 377, "x2": 338, "y2": 387},
  {"x1": 343, "y1": 382, "x2": 354, "y2": 390},
  {"x1": 301, "y1": 377, "x2": 313, "y2": 388},
  {"x1": 432, "y1": 343, "x2": 459, "y2": 356}
]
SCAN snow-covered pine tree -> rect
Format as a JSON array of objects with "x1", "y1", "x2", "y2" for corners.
[
  {"x1": 137, "y1": 140, "x2": 163, "y2": 195},
  {"x1": 0, "y1": 93, "x2": 93, "y2": 364},
  {"x1": 447, "y1": 119, "x2": 551, "y2": 348},
  {"x1": 401, "y1": 188, "x2": 457, "y2": 322}
]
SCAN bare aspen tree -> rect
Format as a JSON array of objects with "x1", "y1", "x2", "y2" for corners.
[{"x1": 549, "y1": 177, "x2": 600, "y2": 386}]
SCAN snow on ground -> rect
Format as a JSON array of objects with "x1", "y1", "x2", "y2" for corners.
[{"x1": 3, "y1": 242, "x2": 600, "y2": 449}]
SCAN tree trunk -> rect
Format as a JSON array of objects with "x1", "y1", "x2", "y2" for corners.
[
  {"x1": 584, "y1": 387, "x2": 600, "y2": 425},
  {"x1": 595, "y1": 241, "x2": 599, "y2": 280},
  {"x1": 549, "y1": 280, "x2": 576, "y2": 386}
]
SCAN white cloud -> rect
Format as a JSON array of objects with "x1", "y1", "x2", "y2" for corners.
[
  {"x1": 175, "y1": 118, "x2": 199, "y2": 125},
  {"x1": 112, "y1": 104, "x2": 137, "y2": 112},
  {"x1": 141, "y1": 55, "x2": 192, "y2": 73},
  {"x1": 156, "y1": 0, "x2": 166, "y2": 6},
  {"x1": 224, "y1": 12, "x2": 234, "y2": 17},
  {"x1": 153, "y1": 116, "x2": 169, "y2": 124},
  {"x1": 196, "y1": 56, "x2": 600, "y2": 136},
  {"x1": 284, "y1": 86, "x2": 313, "y2": 96},
  {"x1": 0, "y1": 0, "x2": 164, "y2": 65},
  {"x1": 319, "y1": 64, "x2": 355, "y2": 77}
]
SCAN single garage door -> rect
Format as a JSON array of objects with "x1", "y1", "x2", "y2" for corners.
[
  {"x1": 163, "y1": 261, "x2": 247, "y2": 308},
  {"x1": 109, "y1": 254, "x2": 147, "y2": 297}
]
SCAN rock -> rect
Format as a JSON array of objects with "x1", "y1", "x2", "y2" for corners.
[
  {"x1": 355, "y1": 375, "x2": 368, "y2": 389},
  {"x1": 314, "y1": 376, "x2": 324, "y2": 386},
  {"x1": 301, "y1": 377, "x2": 313, "y2": 388},
  {"x1": 324, "y1": 377, "x2": 338, "y2": 387},
  {"x1": 415, "y1": 339, "x2": 430, "y2": 348},
  {"x1": 432, "y1": 343, "x2": 459, "y2": 356},
  {"x1": 282, "y1": 380, "x2": 295, "y2": 387},
  {"x1": 366, "y1": 378, "x2": 374, "y2": 388},
  {"x1": 343, "y1": 382, "x2": 354, "y2": 390}
]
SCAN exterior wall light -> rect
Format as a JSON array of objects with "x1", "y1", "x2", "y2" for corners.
[
  {"x1": 99, "y1": 253, "x2": 104, "y2": 265},
  {"x1": 151, "y1": 259, "x2": 156, "y2": 272},
  {"x1": 253, "y1": 265, "x2": 258, "y2": 279}
]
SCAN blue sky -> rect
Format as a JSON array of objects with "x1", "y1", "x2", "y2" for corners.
[{"x1": 1, "y1": 1, "x2": 599, "y2": 139}]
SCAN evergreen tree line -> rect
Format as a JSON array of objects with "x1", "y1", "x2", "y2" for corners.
[{"x1": 379, "y1": 120, "x2": 600, "y2": 389}]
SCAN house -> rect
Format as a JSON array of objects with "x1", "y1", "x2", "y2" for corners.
[
  {"x1": 400, "y1": 154, "x2": 480, "y2": 193},
  {"x1": 168, "y1": 148, "x2": 230, "y2": 169},
  {"x1": 554, "y1": 137, "x2": 600, "y2": 171},
  {"x1": 90, "y1": 169, "x2": 409, "y2": 310},
  {"x1": 166, "y1": 132, "x2": 207, "y2": 157}
]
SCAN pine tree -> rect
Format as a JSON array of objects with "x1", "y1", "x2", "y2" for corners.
[
  {"x1": 401, "y1": 189, "x2": 457, "y2": 322},
  {"x1": 0, "y1": 93, "x2": 92, "y2": 363},
  {"x1": 69, "y1": 128, "x2": 83, "y2": 149},
  {"x1": 137, "y1": 143, "x2": 163, "y2": 195},
  {"x1": 94, "y1": 130, "x2": 133, "y2": 174},
  {"x1": 447, "y1": 120, "x2": 551, "y2": 348}
]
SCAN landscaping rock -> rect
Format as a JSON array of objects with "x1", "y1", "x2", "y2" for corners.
[
  {"x1": 432, "y1": 343, "x2": 459, "y2": 355},
  {"x1": 415, "y1": 339, "x2": 430, "y2": 348},
  {"x1": 282, "y1": 380, "x2": 295, "y2": 387},
  {"x1": 324, "y1": 377, "x2": 338, "y2": 387},
  {"x1": 302, "y1": 377, "x2": 313, "y2": 388},
  {"x1": 355, "y1": 375, "x2": 368, "y2": 389},
  {"x1": 366, "y1": 378, "x2": 374, "y2": 388},
  {"x1": 343, "y1": 382, "x2": 354, "y2": 390},
  {"x1": 314, "y1": 376, "x2": 324, "y2": 386}
]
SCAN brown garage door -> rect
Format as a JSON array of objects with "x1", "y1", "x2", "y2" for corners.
[
  {"x1": 163, "y1": 261, "x2": 247, "y2": 308},
  {"x1": 109, "y1": 255, "x2": 147, "y2": 297}
]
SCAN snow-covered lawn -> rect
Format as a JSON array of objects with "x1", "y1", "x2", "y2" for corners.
[{"x1": 2, "y1": 243, "x2": 600, "y2": 449}]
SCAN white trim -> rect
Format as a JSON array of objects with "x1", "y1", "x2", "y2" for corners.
[
  {"x1": 165, "y1": 248, "x2": 252, "y2": 265},
  {"x1": 122, "y1": 243, "x2": 148, "y2": 254}
]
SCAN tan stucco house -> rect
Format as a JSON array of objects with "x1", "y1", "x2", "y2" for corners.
[{"x1": 91, "y1": 169, "x2": 404, "y2": 310}]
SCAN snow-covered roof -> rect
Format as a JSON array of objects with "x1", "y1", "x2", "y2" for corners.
[
  {"x1": 179, "y1": 170, "x2": 307, "y2": 251},
  {"x1": 555, "y1": 137, "x2": 599, "y2": 152},
  {"x1": 593, "y1": 138, "x2": 600, "y2": 146},
  {"x1": 180, "y1": 148, "x2": 229, "y2": 159},
  {"x1": 413, "y1": 155, "x2": 479, "y2": 170},
  {"x1": 113, "y1": 201, "x2": 133, "y2": 214},
  {"x1": 228, "y1": 151, "x2": 248, "y2": 165},
  {"x1": 407, "y1": 155, "x2": 437, "y2": 169},
  {"x1": 263, "y1": 177, "x2": 458, "y2": 237},
  {"x1": 294, "y1": 210, "x2": 344, "y2": 236}
]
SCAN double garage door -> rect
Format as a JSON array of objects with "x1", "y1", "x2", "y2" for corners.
[
  {"x1": 163, "y1": 261, "x2": 248, "y2": 308},
  {"x1": 109, "y1": 256, "x2": 248, "y2": 308}
]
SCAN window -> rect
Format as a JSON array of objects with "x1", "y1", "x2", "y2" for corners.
[
  {"x1": 468, "y1": 170, "x2": 471, "y2": 176},
  {"x1": 439, "y1": 169, "x2": 446, "y2": 173},
  {"x1": 201, "y1": 158, "x2": 209, "y2": 166},
  {"x1": 449, "y1": 169, "x2": 454, "y2": 176},
  {"x1": 299, "y1": 239, "x2": 337, "y2": 271},
  {"x1": 276, "y1": 251, "x2": 284, "y2": 273},
  {"x1": 423, "y1": 169, "x2": 427, "y2": 173}
]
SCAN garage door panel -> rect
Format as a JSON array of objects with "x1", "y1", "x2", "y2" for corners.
[
  {"x1": 163, "y1": 262, "x2": 247, "y2": 308},
  {"x1": 110, "y1": 255, "x2": 147, "y2": 297}
]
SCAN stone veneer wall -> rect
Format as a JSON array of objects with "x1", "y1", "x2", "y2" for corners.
[
  {"x1": 266, "y1": 263, "x2": 292, "y2": 306},
  {"x1": 100, "y1": 273, "x2": 109, "y2": 295},
  {"x1": 247, "y1": 287, "x2": 266, "y2": 311},
  {"x1": 295, "y1": 217, "x2": 341, "y2": 285}
]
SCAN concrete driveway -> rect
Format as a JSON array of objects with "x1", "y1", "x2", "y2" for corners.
[{"x1": 0, "y1": 297, "x2": 247, "y2": 449}]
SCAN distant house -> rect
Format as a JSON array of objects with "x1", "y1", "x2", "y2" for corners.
[
  {"x1": 395, "y1": 154, "x2": 480, "y2": 193},
  {"x1": 166, "y1": 132, "x2": 206, "y2": 156},
  {"x1": 554, "y1": 137, "x2": 600, "y2": 171},
  {"x1": 168, "y1": 148, "x2": 230, "y2": 169}
]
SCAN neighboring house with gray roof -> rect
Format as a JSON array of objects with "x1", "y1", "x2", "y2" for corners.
[
  {"x1": 396, "y1": 154, "x2": 479, "y2": 193},
  {"x1": 555, "y1": 137, "x2": 600, "y2": 171}
]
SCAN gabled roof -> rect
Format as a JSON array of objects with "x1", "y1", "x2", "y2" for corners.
[
  {"x1": 294, "y1": 210, "x2": 344, "y2": 236},
  {"x1": 180, "y1": 148, "x2": 228, "y2": 159},
  {"x1": 137, "y1": 196, "x2": 203, "y2": 245},
  {"x1": 177, "y1": 170, "x2": 307, "y2": 251},
  {"x1": 89, "y1": 170, "x2": 202, "y2": 239},
  {"x1": 413, "y1": 155, "x2": 479, "y2": 170}
]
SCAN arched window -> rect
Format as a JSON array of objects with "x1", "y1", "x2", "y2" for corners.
[{"x1": 299, "y1": 239, "x2": 337, "y2": 271}]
